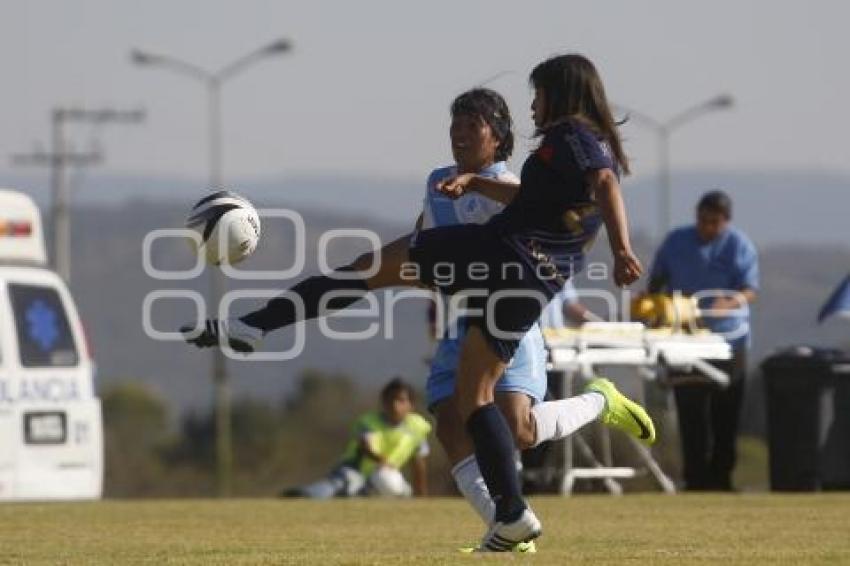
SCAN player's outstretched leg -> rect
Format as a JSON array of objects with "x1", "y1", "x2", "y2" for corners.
[
  {"x1": 527, "y1": 390, "x2": 607, "y2": 446},
  {"x1": 182, "y1": 235, "x2": 415, "y2": 351},
  {"x1": 586, "y1": 377, "x2": 656, "y2": 444}
]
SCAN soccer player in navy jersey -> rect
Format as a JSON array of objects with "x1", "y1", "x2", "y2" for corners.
[
  {"x1": 421, "y1": 89, "x2": 630, "y2": 552},
  {"x1": 185, "y1": 54, "x2": 652, "y2": 551}
]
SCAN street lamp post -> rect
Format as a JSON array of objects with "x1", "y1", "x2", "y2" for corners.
[
  {"x1": 131, "y1": 39, "x2": 292, "y2": 496},
  {"x1": 619, "y1": 95, "x2": 734, "y2": 239}
]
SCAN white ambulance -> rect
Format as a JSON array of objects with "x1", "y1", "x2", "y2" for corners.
[{"x1": 0, "y1": 189, "x2": 103, "y2": 500}]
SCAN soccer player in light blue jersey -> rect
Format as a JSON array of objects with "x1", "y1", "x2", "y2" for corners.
[
  {"x1": 419, "y1": 90, "x2": 626, "y2": 548},
  {"x1": 420, "y1": 90, "x2": 549, "y2": 538}
]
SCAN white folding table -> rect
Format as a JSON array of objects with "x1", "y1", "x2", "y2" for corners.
[{"x1": 543, "y1": 322, "x2": 732, "y2": 495}]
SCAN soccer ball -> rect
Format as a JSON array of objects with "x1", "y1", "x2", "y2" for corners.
[{"x1": 185, "y1": 190, "x2": 261, "y2": 266}]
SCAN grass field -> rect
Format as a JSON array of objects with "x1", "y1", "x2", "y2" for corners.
[{"x1": 2, "y1": 495, "x2": 849, "y2": 564}]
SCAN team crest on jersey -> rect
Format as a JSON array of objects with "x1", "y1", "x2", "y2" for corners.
[{"x1": 537, "y1": 145, "x2": 555, "y2": 163}]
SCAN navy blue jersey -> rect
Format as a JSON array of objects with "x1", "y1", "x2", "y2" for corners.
[{"x1": 489, "y1": 119, "x2": 616, "y2": 291}]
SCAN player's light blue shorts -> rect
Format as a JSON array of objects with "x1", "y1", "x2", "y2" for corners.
[{"x1": 426, "y1": 319, "x2": 548, "y2": 410}]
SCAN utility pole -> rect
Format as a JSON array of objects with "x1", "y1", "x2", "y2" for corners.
[{"x1": 12, "y1": 107, "x2": 145, "y2": 282}]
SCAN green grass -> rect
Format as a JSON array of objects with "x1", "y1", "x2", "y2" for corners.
[{"x1": 1, "y1": 495, "x2": 849, "y2": 564}]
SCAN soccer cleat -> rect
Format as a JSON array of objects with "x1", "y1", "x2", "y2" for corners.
[
  {"x1": 513, "y1": 541, "x2": 537, "y2": 553},
  {"x1": 459, "y1": 540, "x2": 537, "y2": 553},
  {"x1": 181, "y1": 317, "x2": 262, "y2": 353},
  {"x1": 586, "y1": 377, "x2": 656, "y2": 445},
  {"x1": 477, "y1": 508, "x2": 542, "y2": 552}
]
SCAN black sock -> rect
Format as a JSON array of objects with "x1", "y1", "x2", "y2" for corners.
[
  {"x1": 240, "y1": 269, "x2": 368, "y2": 333},
  {"x1": 466, "y1": 404, "x2": 527, "y2": 523}
]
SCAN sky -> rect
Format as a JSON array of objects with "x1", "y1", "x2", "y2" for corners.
[
  {"x1": 1, "y1": 0, "x2": 849, "y2": 247},
  {"x1": 2, "y1": 0, "x2": 848, "y2": 178}
]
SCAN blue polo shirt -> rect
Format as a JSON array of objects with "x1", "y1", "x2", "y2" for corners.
[{"x1": 649, "y1": 225, "x2": 759, "y2": 350}]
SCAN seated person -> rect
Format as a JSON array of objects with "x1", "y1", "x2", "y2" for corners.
[{"x1": 283, "y1": 377, "x2": 431, "y2": 498}]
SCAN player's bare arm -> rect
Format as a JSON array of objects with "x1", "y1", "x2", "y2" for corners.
[
  {"x1": 436, "y1": 173, "x2": 520, "y2": 204},
  {"x1": 590, "y1": 168, "x2": 642, "y2": 287}
]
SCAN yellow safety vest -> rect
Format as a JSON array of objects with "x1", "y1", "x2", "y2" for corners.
[{"x1": 340, "y1": 411, "x2": 432, "y2": 476}]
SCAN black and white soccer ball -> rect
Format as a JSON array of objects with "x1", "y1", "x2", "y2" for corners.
[{"x1": 185, "y1": 190, "x2": 261, "y2": 266}]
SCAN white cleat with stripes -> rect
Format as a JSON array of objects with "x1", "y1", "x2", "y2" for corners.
[{"x1": 477, "y1": 508, "x2": 542, "y2": 552}]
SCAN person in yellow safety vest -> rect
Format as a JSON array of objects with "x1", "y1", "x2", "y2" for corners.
[{"x1": 282, "y1": 378, "x2": 431, "y2": 498}]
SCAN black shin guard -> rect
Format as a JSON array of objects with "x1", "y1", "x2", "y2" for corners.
[{"x1": 466, "y1": 404, "x2": 527, "y2": 523}]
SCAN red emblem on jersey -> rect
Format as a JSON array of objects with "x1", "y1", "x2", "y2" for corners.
[{"x1": 537, "y1": 145, "x2": 554, "y2": 163}]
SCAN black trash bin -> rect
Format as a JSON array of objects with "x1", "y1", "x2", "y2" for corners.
[{"x1": 762, "y1": 346, "x2": 850, "y2": 491}]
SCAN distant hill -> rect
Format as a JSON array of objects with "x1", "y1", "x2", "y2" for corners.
[{"x1": 2, "y1": 167, "x2": 849, "y2": 246}]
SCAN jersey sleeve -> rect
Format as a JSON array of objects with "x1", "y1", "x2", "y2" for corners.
[
  {"x1": 420, "y1": 169, "x2": 440, "y2": 230},
  {"x1": 732, "y1": 235, "x2": 759, "y2": 291},
  {"x1": 539, "y1": 121, "x2": 615, "y2": 178},
  {"x1": 425, "y1": 168, "x2": 441, "y2": 195},
  {"x1": 350, "y1": 416, "x2": 369, "y2": 439},
  {"x1": 416, "y1": 439, "x2": 430, "y2": 458},
  {"x1": 496, "y1": 170, "x2": 521, "y2": 185}
]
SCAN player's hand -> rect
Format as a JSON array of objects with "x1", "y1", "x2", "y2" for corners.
[
  {"x1": 613, "y1": 249, "x2": 643, "y2": 287},
  {"x1": 436, "y1": 173, "x2": 475, "y2": 199}
]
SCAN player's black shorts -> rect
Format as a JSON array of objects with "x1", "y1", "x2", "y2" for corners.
[{"x1": 409, "y1": 223, "x2": 555, "y2": 362}]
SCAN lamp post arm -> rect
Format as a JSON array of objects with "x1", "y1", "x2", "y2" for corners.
[
  {"x1": 216, "y1": 39, "x2": 292, "y2": 82},
  {"x1": 133, "y1": 51, "x2": 212, "y2": 83},
  {"x1": 216, "y1": 49, "x2": 272, "y2": 82},
  {"x1": 623, "y1": 110, "x2": 665, "y2": 135},
  {"x1": 666, "y1": 95, "x2": 733, "y2": 132}
]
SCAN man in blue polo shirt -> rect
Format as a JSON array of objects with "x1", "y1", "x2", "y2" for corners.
[{"x1": 648, "y1": 190, "x2": 759, "y2": 491}]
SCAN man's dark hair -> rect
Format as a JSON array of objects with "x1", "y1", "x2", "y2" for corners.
[
  {"x1": 450, "y1": 88, "x2": 514, "y2": 162},
  {"x1": 381, "y1": 377, "x2": 415, "y2": 403},
  {"x1": 697, "y1": 190, "x2": 733, "y2": 219}
]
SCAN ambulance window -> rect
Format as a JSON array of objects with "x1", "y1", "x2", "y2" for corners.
[{"x1": 8, "y1": 284, "x2": 79, "y2": 367}]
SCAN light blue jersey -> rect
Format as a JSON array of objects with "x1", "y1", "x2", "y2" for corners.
[{"x1": 424, "y1": 162, "x2": 548, "y2": 408}]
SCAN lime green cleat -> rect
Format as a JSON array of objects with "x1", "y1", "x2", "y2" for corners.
[
  {"x1": 514, "y1": 541, "x2": 537, "y2": 553},
  {"x1": 459, "y1": 541, "x2": 537, "y2": 553},
  {"x1": 586, "y1": 377, "x2": 656, "y2": 445}
]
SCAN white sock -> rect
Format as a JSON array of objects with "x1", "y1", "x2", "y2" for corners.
[
  {"x1": 451, "y1": 455, "x2": 494, "y2": 525},
  {"x1": 530, "y1": 392, "x2": 606, "y2": 447}
]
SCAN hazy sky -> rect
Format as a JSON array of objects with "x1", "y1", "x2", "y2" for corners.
[{"x1": 1, "y1": 0, "x2": 848, "y2": 186}]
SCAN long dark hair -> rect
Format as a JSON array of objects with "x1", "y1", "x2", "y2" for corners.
[
  {"x1": 450, "y1": 88, "x2": 514, "y2": 162},
  {"x1": 530, "y1": 54, "x2": 630, "y2": 175}
]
